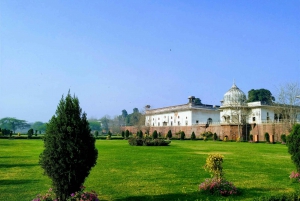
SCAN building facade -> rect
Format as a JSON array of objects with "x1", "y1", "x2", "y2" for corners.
[{"x1": 140, "y1": 83, "x2": 300, "y2": 141}]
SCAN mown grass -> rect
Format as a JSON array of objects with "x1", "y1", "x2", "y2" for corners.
[{"x1": 0, "y1": 139, "x2": 298, "y2": 201}]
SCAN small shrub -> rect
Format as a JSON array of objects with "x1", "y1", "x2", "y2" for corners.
[
  {"x1": 249, "y1": 134, "x2": 253, "y2": 141},
  {"x1": 152, "y1": 130, "x2": 158, "y2": 139},
  {"x1": 121, "y1": 131, "x2": 125, "y2": 138},
  {"x1": 264, "y1": 132, "x2": 270, "y2": 143},
  {"x1": 191, "y1": 131, "x2": 196, "y2": 140},
  {"x1": 204, "y1": 154, "x2": 224, "y2": 179},
  {"x1": 128, "y1": 137, "x2": 171, "y2": 146},
  {"x1": 137, "y1": 130, "x2": 143, "y2": 138},
  {"x1": 213, "y1": 133, "x2": 218, "y2": 141},
  {"x1": 166, "y1": 130, "x2": 172, "y2": 139},
  {"x1": 281, "y1": 134, "x2": 286, "y2": 144},
  {"x1": 223, "y1": 135, "x2": 228, "y2": 142},
  {"x1": 180, "y1": 131, "x2": 185, "y2": 140}
]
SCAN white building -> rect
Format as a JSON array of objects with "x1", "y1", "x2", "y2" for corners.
[{"x1": 145, "y1": 96, "x2": 220, "y2": 127}]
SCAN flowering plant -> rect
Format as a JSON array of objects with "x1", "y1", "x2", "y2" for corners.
[
  {"x1": 67, "y1": 186, "x2": 99, "y2": 201},
  {"x1": 289, "y1": 171, "x2": 300, "y2": 183},
  {"x1": 32, "y1": 188, "x2": 57, "y2": 201},
  {"x1": 32, "y1": 186, "x2": 99, "y2": 201},
  {"x1": 199, "y1": 178, "x2": 237, "y2": 196}
]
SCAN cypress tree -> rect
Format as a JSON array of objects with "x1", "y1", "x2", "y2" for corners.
[{"x1": 39, "y1": 92, "x2": 98, "y2": 200}]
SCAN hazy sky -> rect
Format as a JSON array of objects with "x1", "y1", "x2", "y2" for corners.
[{"x1": 1, "y1": 1, "x2": 299, "y2": 123}]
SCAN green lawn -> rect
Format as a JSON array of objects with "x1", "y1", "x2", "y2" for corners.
[{"x1": 0, "y1": 139, "x2": 298, "y2": 201}]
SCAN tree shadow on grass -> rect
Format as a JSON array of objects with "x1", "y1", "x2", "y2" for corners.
[
  {"x1": 0, "y1": 179, "x2": 40, "y2": 185},
  {"x1": 0, "y1": 163, "x2": 39, "y2": 168},
  {"x1": 112, "y1": 191, "x2": 238, "y2": 201}
]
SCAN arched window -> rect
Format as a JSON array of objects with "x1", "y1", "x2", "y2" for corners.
[{"x1": 207, "y1": 118, "x2": 212, "y2": 124}]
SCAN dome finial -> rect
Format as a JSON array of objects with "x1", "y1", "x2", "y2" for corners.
[{"x1": 232, "y1": 79, "x2": 237, "y2": 88}]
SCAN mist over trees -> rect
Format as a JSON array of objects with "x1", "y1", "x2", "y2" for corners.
[{"x1": 0, "y1": 117, "x2": 30, "y2": 133}]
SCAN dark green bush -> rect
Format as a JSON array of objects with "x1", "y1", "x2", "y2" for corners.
[
  {"x1": 137, "y1": 130, "x2": 143, "y2": 139},
  {"x1": 125, "y1": 130, "x2": 129, "y2": 139},
  {"x1": 166, "y1": 130, "x2": 172, "y2": 139},
  {"x1": 152, "y1": 130, "x2": 158, "y2": 139},
  {"x1": 180, "y1": 131, "x2": 185, "y2": 140},
  {"x1": 287, "y1": 124, "x2": 300, "y2": 172},
  {"x1": 191, "y1": 132, "x2": 196, "y2": 140},
  {"x1": 213, "y1": 133, "x2": 218, "y2": 141},
  {"x1": 264, "y1": 132, "x2": 270, "y2": 143},
  {"x1": 281, "y1": 134, "x2": 286, "y2": 143},
  {"x1": 27, "y1": 128, "x2": 34, "y2": 139},
  {"x1": 250, "y1": 134, "x2": 253, "y2": 141},
  {"x1": 121, "y1": 131, "x2": 125, "y2": 138},
  {"x1": 128, "y1": 137, "x2": 171, "y2": 146}
]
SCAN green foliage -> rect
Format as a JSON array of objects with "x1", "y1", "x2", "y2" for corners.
[
  {"x1": 287, "y1": 124, "x2": 300, "y2": 172},
  {"x1": 203, "y1": 154, "x2": 224, "y2": 180},
  {"x1": 265, "y1": 132, "x2": 270, "y2": 143},
  {"x1": 39, "y1": 91, "x2": 98, "y2": 200},
  {"x1": 191, "y1": 131, "x2": 196, "y2": 140},
  {"x1": 281, "y1": 134, "x2": 286, "y2": 143},
  {"x1": 166, "y1": 130, "x2": 172, "y2": 139},
  {"x1": 201, "y1": 131, "x2": 213, "y2": 140},
  {"x1": 247, "y1": 88, "x2": 275, "y2": 104},
  {"x1": 27, "y1": 128, "x2": 34, "y2": 139},
  {"x1": 152, "y1": 130, "x2": 158, "y2": 139},
  {"x1": 1, "y1": 128, "x2": 11, "y2": 135},
  {"x1": 180, "y1": 131, "x2": 185, "y2": 140},
  {"x1": 121, "y1": 131, "x2": 125, "y2": 138}
]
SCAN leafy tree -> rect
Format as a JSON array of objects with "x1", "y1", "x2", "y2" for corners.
[
  {"x1": 287, "y1": 124, "x2": 300, "y2": 172},
  {"x1": 166, "y1": 130, "x2": 172, "y2": 139},
  {"x1": 0, "y1": 117, "x2": 30, "y2": 133},
  {"x1": 191, "y1": 131, "x2": 196, "y2": 140},
  {"x1": 152, "y1": 130, "x2": 158, "y2": 139},
  {"x1": 247, "y1": 89, "x2": 275, "y2": 104},
  {"x1": 39, "y1": 91, "x2": 98, "y2": 200},
  {"x1": 100, "y1": 116, "x2": 110, "y2": 133},
  {"x1": 27, "y1": 128, "x2": 34, "y2": 138}
]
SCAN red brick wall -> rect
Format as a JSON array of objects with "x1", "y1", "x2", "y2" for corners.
[{"x1": 121, "y1": 123, "x2": 290, "y2": 142}]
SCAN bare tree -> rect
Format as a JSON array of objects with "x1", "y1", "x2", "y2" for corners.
[{"x1": 275, "y1": 82, "x2": 300, "y2": 132}]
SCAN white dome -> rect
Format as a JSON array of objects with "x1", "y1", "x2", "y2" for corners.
[{"x1": 223, "y1": 83, "x2": 246, "y2": 106}]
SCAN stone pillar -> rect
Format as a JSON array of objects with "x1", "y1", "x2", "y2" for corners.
[
  {"x1": 270, "y1": 135, "x2": 275, "y2": 143},
  {"x1": 254, "y1": 135, "x2": 259, "y2": 142}
]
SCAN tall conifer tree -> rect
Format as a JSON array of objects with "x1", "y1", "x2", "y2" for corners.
[{"x1": 39, "y1": 91, "x2": 98, "y2": 200}]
